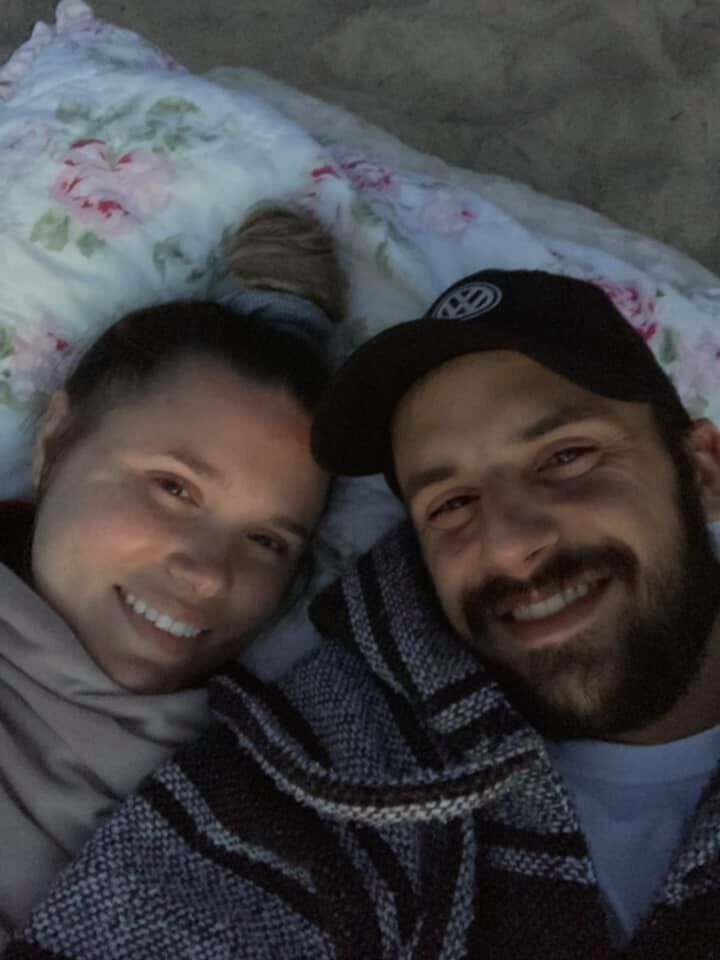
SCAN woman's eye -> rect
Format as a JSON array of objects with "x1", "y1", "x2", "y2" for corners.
[
  {"x1": 153, "y1": 476, "x2": 193, "y2": 501},
  {"x1": 249, "y1": 533, "x2": 288, "y2": 557}
]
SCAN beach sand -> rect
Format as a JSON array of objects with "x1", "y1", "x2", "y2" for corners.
[{"x1": 4, "y1": 1, "x2": 720, "y2": 272}]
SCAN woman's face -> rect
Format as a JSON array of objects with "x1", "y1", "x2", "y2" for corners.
[{"x1": 32, "y1": 356, "x2": 329, "y2": 694}]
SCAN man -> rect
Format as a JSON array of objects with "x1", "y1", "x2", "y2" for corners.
[{"x1": 8, "y1": 271, "x2": 720, "y2": 959}]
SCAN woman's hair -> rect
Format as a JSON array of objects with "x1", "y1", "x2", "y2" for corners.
[
  {"x1": 231, "y1": 204, "x2": 346, "y2": 325},
  {"x1": 42, "y1": 204, "x2": 346, "y2": 479}
]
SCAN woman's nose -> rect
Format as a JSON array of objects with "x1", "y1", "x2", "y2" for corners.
[{"x1": 166, "y1": 548, "x2": 231, "y2": 599}]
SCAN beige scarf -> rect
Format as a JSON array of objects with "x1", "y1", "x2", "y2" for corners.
[{"x1": 0, "y1": 562, "x2": 211, "y2": 938}]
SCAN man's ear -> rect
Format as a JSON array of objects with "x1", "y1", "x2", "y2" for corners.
[
  {"x1": 32, "y1": 391, "x2": 72, "y2": 491},
  {"x1": 686, "y1": 419, "x2": 720, "y2": 521}
]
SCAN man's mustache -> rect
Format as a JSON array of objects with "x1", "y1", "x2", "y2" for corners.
[{"x1": 462, "y1": 543, "x2": 637, "y2": 633}]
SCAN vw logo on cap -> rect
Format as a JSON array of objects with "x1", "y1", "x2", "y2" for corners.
[{"x1": 431, "y1": 281, "x2": 503, "y2": 321}]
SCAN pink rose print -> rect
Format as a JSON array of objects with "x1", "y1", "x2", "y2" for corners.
[
  {"x1": 414, "y1": 189, "x2": 477, "y2": 235},
  {"x1": 672, "y1": 330, "x2": 720, "y2": 401},
  {"x1": 9, "y1": 329, "x2": 75, "y2": 401},
  {"x1": 310, "y1": 164, "x2": 341, "y2": 181},
  {"x1": 51, "y1": 139, "x2": 175, "y2": 236},
  {"x1": 591, "y1": 278, "x2": 658, "y2": 344},
  {"x1": 337, "y1": 155, "x2": 399, "y2": 199}
]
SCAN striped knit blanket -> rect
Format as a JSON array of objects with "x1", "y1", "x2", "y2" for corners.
[{"x1": 6, "y1": 524, "x2": 720, "y2": 959}]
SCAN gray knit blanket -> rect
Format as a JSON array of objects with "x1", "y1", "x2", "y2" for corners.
[{"x1": 6, "y1": 524, "x2": 720, "y2": 959}]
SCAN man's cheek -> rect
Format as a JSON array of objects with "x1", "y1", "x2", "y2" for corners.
[{"x1": 438, "y1": 579, "x2": 466, "y2": 634}]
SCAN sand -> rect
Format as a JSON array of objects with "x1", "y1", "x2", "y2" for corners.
[{"x1": 3, "y1": 0, "x2": 720, "y2": 272}]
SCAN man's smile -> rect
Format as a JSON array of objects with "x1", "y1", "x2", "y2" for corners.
[{"x1": 487, "y1": 577, "x2": 614, "y2": 649}]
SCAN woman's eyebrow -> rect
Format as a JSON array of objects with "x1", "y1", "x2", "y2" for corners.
[
  {"x1": 270, "y1": 515, "x2": 311, "y2": 542},
  {"x1": 164, "y1": 449, "x2": 223, "y2": 483},
  {"x1": 163, "y1": 453, "x2": 311, "y2": 539}
]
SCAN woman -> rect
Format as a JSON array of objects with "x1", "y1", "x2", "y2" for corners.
[{"x1": 0, "y1": 205, "x2": 345, "y2": 940}]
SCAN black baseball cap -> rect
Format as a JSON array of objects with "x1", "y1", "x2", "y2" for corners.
[{"x1": 312, "y1": 269, "x2": 690, "y2": 482}]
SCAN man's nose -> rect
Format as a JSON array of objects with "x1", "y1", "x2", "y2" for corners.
[{"x1": 471, "y1": 479, "x2": 559, "y2": 580}]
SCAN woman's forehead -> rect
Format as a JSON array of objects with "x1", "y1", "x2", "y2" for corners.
[
  {"x1": 106, "y1": 357, "x2": 304, "y2": 431},
  {"x1": 85, "y1": 358, "x2": 320, "y2": 484}
]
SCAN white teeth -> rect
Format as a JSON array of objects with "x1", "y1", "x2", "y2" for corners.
[
  {"x1": 511, "y1": 582, "x2": 592, "y2": 622},
  {"x1": 123, "y1": 591, "x2": 202, "y2": 639}
]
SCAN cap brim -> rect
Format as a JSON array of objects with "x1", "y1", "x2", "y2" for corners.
[{"x1": 312, "y1": 318, "x2": 510, "y2": 476}]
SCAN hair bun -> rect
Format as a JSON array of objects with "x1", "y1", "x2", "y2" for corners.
[{"x1": 227, "y1": 204, "x2": 347, "y2": 326}]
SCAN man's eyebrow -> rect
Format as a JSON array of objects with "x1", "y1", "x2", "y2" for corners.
[
  {"x1": 515, "y1": 406, "x2": 603, "y2": 443},
  {"x1": 402, "y1": 408, "x2": 605, "y2": 503},
  {"x1": 163, "y1": 450, "x2": 224, "y2": 484},
  {"x1": 403, "y1": 465, "x2": 458, "y2": 505}
]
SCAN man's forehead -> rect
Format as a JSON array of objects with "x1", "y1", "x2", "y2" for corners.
[
  {"x1": 393, "y1": 350, "x2": 607, "y2": 436},
  {"x1": 397, "y1": 401, "x2": 606, "y2": 474},
  {"x1": 390, "y1": 353, "x2": 649, "y2": 498}
]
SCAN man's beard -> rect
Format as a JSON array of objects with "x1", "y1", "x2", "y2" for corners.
[{"x1": 460, "y1": 464, "x2": 720, "y2": 741}]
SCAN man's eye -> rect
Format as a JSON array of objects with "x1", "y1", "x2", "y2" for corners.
[
  {"x1": 542, "y1": 447, "x2": 596, "y2": 471},
  {"x1": 429, "y1": 495, "x2": 476, "y2": 520}
]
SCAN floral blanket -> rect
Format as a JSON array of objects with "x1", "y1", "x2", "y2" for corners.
[{"x1": 3, "y1": 1, "x2": 720, "y2": 678}]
